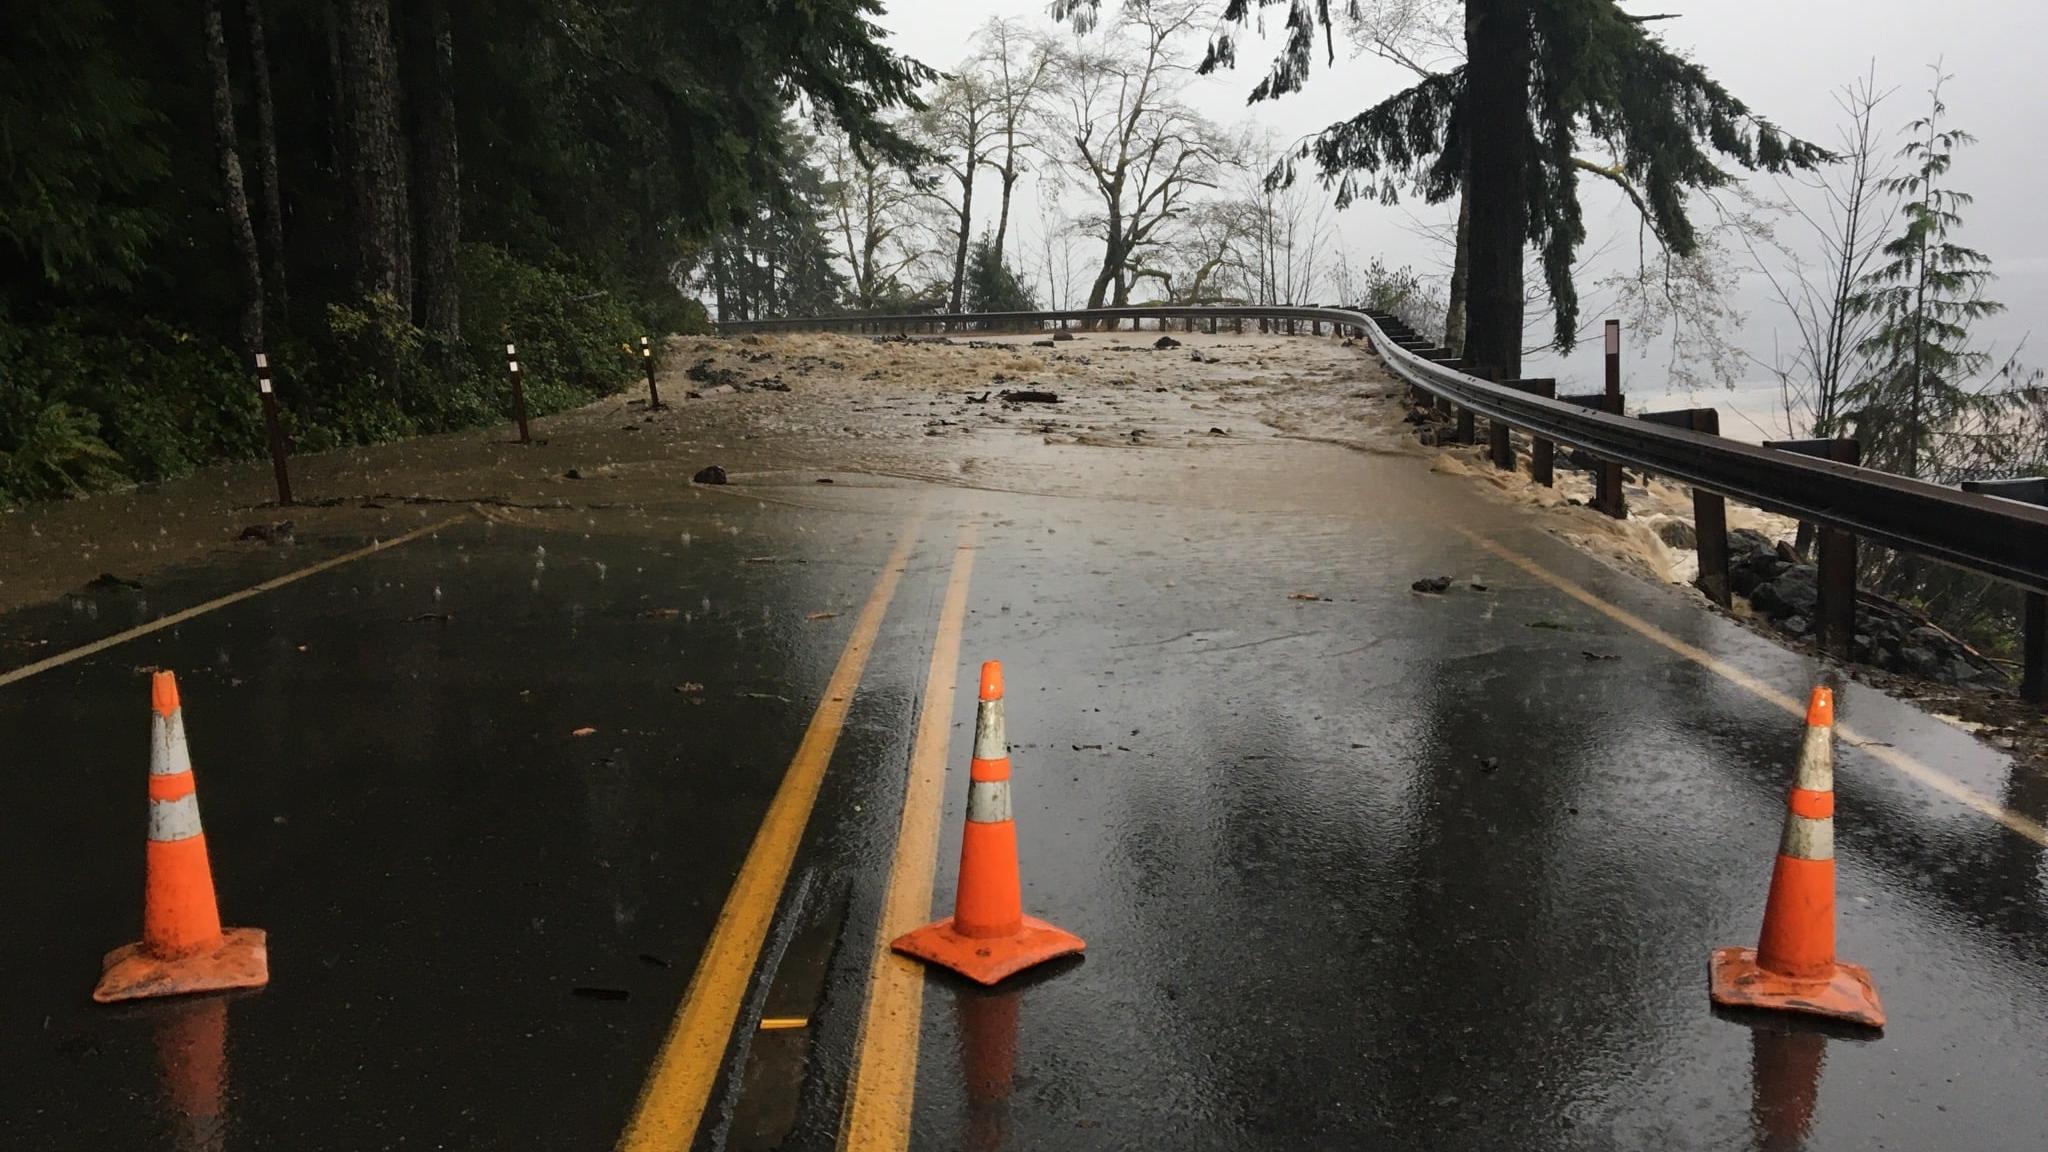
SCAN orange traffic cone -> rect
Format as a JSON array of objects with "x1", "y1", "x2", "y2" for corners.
[
  {"x1": 1710, "y1": 687, "x2": 1883, "y2": 1028},
  {"x1": 892, "y1": 661, "x2": 1084, "y2": 985},
  {"x1": 93, "y1": 672, "x2": 268, "y2": 1003}
]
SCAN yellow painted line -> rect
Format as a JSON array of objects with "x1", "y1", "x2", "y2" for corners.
[
  {"x1": 839, "y1": 522, "x2": 980, "y2": 1151},
  {"x1": 618, "y1": 511, "x2": 924, "y2": 1152},
  {"x1": 758, "y1": 1017, "x2": 809, "y2": 1031},
  {"x1": 1461, "y1": 528, "x2": 2048, "y2": 846},
  {"x1": 0, "y1": 515, "x2": 468, "y2": 690}
]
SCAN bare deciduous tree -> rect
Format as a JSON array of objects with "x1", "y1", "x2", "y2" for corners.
[
  {"x1": 1050, "y1": 0, "x2": 1224, "y2": 312},
  {"x1": 1748, "y1": 68, "x2": 1897, "y2": 437},
  {"x1": 822, "y1": 125, "x2": 926, "y2": 310},
  {"x1": 913, "y1": 71, "x2": 1000, "y2": 312},
  {"x1": 975, "y1": 18, "x2": 1055, "y2": 270}
]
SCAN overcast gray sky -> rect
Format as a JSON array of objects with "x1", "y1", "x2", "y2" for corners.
[{"x1": 869, "y1": 0, "x2": 2046, "y2": 424}]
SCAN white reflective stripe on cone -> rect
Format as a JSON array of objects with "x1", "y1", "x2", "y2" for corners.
[
  {"x1": 151, "y1": 714, "x2": 192, "y2": 777},
  {"x1": 1793, "y1": 725, "x2": 1833, "y2": 792},
  {"x1": 966, "y1": 780, "x2": 1012, "y2": 824},
  {"x1": 149, "y1": 793, "x2": 205, "y2": 842},
  {"x1": 973, "y1": 699, "x2": 1007, "y2": 762},
  {"x1": 1779, "y1": 813, "x2": 1834, "y2": 861}
]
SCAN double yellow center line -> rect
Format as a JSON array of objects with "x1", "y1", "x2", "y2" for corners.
[{"x1": 618, "y1": 512, "x2": 976, "y2": 1151}]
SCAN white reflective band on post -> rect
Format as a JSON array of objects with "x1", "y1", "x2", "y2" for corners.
[
  {"x1": 149, "y1": 793, "x2": 204, "y2": 842},
  {"x1": 509, "y1": 361, "x2": 520, "y2": 373},
  {"x1": 151, "y1": 715, "x2": 192, "y2": 777},
  {"x1": 973, "y1": 699, "x2": 1007, "y2": 762},
  {"x1": 1793, "y1": 726, "x2": 1833, "y2": 792},
  {"x1": 1780, "y1": 813, "x2": 1834, "y2": 861},
  {"x1": 255, "y1": 353, "x2": 268, "y2": 369},
  {"x1": 505, "y1": 343, "x2": 516, "y2": 354},
  {"x1": 259, "y1": 379, "x2": 273, "y2": 394},
  {"x1": 966, "y1": 779, "x2": 1012, "y2": 824}
]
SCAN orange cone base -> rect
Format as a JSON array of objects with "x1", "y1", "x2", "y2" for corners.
[
  {"x1": 1709, "y1": 946, "x2": 1884, "y2": 1029},
  {"x1": 891, "y1": 915, "x2": 1085, "y2": 986},
  {"x1": 93, "y1": 928, "x2": 269, "y2": 1004}
]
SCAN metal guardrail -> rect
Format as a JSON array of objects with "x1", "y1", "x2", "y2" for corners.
[{"x1": 718, "y1": 305, "x2": 2048, "y2": 600}]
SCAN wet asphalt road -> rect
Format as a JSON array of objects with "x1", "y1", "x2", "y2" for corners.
[{"x1": 4, "y1": 429, "x2": 2047, "y2": 1152}]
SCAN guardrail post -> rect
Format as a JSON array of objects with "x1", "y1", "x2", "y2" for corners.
[
  {"x1": 1502, "y1": 378, "x2": 1558, "y2": 483},
  {"x1": 1765, "y1": 437, "x2": 1860, "y2": 656},
  {"x1": 1482, "y1": 367, "x2": 1512, "y2": 471},
  {"x1": 1961, "y1": 478, "x2": 2048, "y2": 704},
  {"x1": 1816, "y1": 439, "x2": 1861, "y2": 658},
  {"x1": 1600, "y1": 321, "x2": 1627, "y2": 519},
  {"x1": 1643, "y1": 407, "x2": 1733, "y2": 608},
  {"x1": 1691, "y1": 410, "x2": 1732, "y2": 610}
]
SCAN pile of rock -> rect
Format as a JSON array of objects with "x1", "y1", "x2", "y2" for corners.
[{"x1": 1722, "y1": 529, "x2": 2006, "y2": 687}]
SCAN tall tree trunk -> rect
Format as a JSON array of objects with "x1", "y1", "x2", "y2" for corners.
[
  {"x1": 992, "y1": 166, "x2": 1018, "y2": 269},
  {"x1": 410, "y1": 0, "x2": 460, "y2": 340},
  {"x1": 337, "y1": 0, "x2": 411, "y2": 316},
  {"x1": 949, "y1": 165, "x2": 975, "y2": 313},
  {"x1": 1459, "y1": 0, "x2": 1529, "y2": 380},
  {"x1": 243, "y1": 0, "x2": 288, "y2": 327},
  {"x1": 203, "y1": 0, "x2": 265, "y2": 362},
  {"x1": 1443, "y1": 185, "x2": 1470, "y2": 355}
]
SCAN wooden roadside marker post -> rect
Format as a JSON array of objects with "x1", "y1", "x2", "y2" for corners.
[
  {"x1": 255, "y1": 352, "x2": 293, "y2": 506},
  {"x1": 506, "y1": 342, "x2": 531, "y2": 444}
]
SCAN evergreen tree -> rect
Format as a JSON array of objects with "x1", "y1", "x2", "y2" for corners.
[
  {"x1": 965, "y1": 237, "x2": 1037, "y2": 313},
  {"x1": 1842, "y1": 68, "x2": 2004, "y2": 479},
  {"x1": 0, "y1": 0, "x2": 933, "y2": 502},
  {"x1": 700, "y1": 122, "x2": 850, "y2": 321}
]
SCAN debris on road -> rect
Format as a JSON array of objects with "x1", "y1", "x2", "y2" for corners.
[
  {"x1": 999, "y1": 389, "x2": 1060, "y2": 404},
  {"x1": 571, "y1": 986, "x2": 631, "y2": 1001},
  {"x1": 571, "y1": 726, "x2": 597, "y2": 737},
  {"x1": 86, "y1": 572, "x2": 144, "y2": 591},
  {"x1": 1410, "y1": 576, "x2": 1452, "y2": 594},
  {"x1": 1288, "y1": 592, "x2": 1329, "y2": 602},
  {"x1": 806, "y1": 611, "x2": 840, "y2": 621},
  {"x1": 1476, "y1": 756, "x2": 1500, "y2": 773},
  {"x1": 1153, "y1": 335, "x2": 1181, "y2": 349},
  {"x1": 675, "y1": 682, "x2": 704, "y2": 695},
  {"x1": 404, "y1": 612, "x2": 454, "y2": 624},
  {"x1": 639, "y1": 607, "x2": 681, "y2": 620},
  {"x1": 237, "y1": 520, "x2": 295, "y2": 545},
  {"x1": 1582, "y1": 650, "x2": 1618, "y2": 661},
  {"x1": 686, "y1": 360, "x2": 742, "y2": 388},
  {"x1": 693, "y1": 465, "x2": 729, "y2": 485}
]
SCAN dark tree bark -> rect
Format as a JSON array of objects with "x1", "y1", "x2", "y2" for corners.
[
  {"x1": 948, "y1": 158, "x2": 976, "y2": 313},
  {"x1": 243, "y1": 0, "x2": 288, "y2": 326},
  {"x1": 336, "y1": 0, "x2": 411, "y2": 315},
  {"x1": 409, "y1": 0, "x2": 460, "y2": 339},
  {"x1": 1444, "y1": 186, "x2": 1469, "y2": 356},
  {"x1": 992, "y1": 171, "x2": 1017, "y2": 273},
  {"x1": 203, "y1": 0, "x2": 265, "y2": 362},
  {"x1": 1459, "y1": 0, "x2": 1529, "y2": 379}
]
